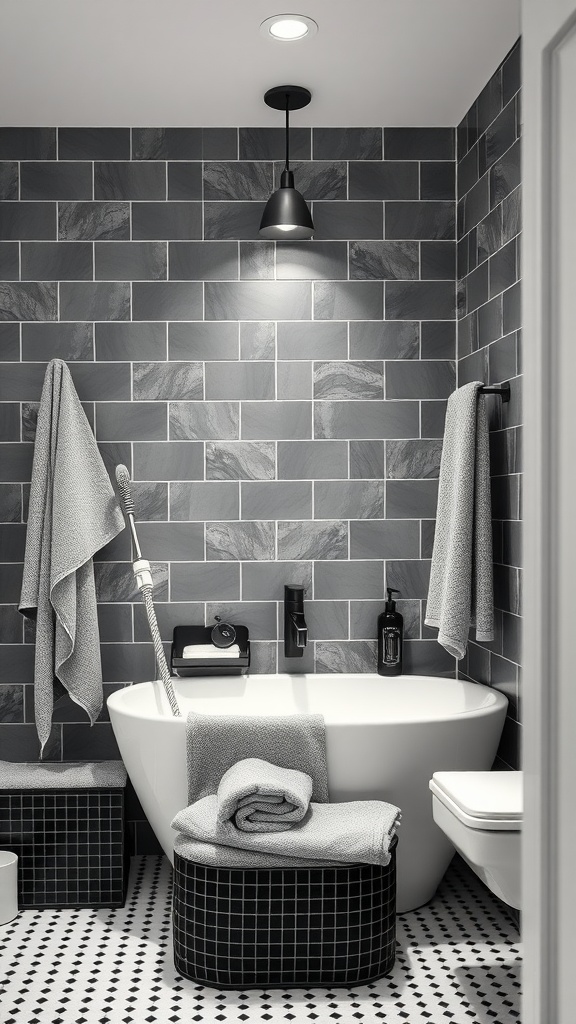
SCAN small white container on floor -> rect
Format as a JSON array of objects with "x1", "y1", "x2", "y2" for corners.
[{"x1": 0, "y1": 851, "x2": 18, "y2": 924}]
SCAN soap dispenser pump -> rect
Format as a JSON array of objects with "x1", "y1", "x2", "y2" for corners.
[{"x1": 378, "y1": 588, "x2": 403, "y2": 676}]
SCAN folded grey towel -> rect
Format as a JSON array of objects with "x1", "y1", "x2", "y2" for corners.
[
  {"x1": 425, "y1": 381, "x2": 494, "y2": 659},
  {"x1": 172, "y1": 796, "x2": 401, "y2": 868},
  {"x1": 0, "y1": 759, "x2": 127, "y2": 790},
  {"x1": 217, "y1": 758, "x2": 313, "y2": 833},
  {"x1": 174, "y1": 833, "x2": 341, "y2": 869},
  {"x1": 187, "y1": 711, "x2": 329, "y2": 805},
  {"x1": 19, "y1": 359, "x2": 125, "y2": 756}
]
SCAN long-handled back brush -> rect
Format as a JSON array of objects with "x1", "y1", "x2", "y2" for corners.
[{"x1": 115, "y1": 465, "x2": 180, "y2": 717}]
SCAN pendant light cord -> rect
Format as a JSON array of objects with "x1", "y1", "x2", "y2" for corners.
[{"x1": 285, "y1": 93, "x2": 290, "y2": 173}]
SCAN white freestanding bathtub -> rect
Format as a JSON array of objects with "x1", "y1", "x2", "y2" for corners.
[{"x1": 107, "y1": 673, "x2": 507, "y2": 912}]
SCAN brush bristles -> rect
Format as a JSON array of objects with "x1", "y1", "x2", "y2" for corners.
[{"x1": 115, "y1": 464, "x2": 135, "y2": 517}]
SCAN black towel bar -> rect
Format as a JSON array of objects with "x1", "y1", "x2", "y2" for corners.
[{"x1": 479, "y1": 381, "x2": 511, "y2": 402}]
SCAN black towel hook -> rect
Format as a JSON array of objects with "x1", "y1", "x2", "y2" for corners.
[{"x1": 478, "y1": 381, "x2": 511, "y2": 402}]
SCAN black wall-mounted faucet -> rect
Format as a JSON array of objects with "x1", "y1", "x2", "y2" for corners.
[{"x1": 284, "y1": 585, "x2": 308, "y2": 658}]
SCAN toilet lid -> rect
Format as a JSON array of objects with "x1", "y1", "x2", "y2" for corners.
[{"x1": 430, "y1": 771, "x2": 522, "y2": 830}]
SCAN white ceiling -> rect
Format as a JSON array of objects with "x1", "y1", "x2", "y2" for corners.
[{"x1": 0, "y1": 0, "x2": 521, "y2": 128}]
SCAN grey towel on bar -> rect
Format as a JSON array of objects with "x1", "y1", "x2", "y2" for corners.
[
  {"x1": 19, "y1": 359, "x2": 125, "y2": 756},
  {"x1": 0, "y1": 759, "x2": 127, "y2": 790},
  {"x1": 174, "y1": 833, "x2": 341, "y2": 869},
  {"x1": 217, "y1": 758, "x2": 313, "y2": 833},
  {"x1": 186, "y1": 711, "x2": 329, "y2": 805},
  {"x1": 172, "y1": 796, "x2": 401, "y2": 867},
  {"x1": 425, "y1": 381, "x2": 494, "y2": 659}
]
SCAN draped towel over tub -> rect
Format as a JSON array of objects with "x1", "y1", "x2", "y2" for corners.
[{"x1": 19, "y1": 359, "x2": 124, "y2": 756}]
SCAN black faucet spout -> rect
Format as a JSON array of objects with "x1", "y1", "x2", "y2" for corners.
[{"x1": 284, "y1": 585, "x2": 308, "y2": 658}]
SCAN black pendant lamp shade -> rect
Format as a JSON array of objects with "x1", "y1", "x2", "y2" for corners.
[{"x1": 259, "y1": 86, "x2": 314, "y2": 240}]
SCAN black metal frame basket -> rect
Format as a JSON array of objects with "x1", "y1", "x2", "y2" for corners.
[{"x1": 173, "y1": 839, "x2": 397, "y2": 989}]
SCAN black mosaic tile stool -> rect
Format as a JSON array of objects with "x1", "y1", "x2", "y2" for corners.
[
  {"x1": 173, "y1": 838, "x2": 397, "y2": 989},
  {"x1": 0, "y1": 761, "x2": 129, "y2": 910}
]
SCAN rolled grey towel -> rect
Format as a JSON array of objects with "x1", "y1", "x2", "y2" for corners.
[
  {"x1": 186, "y1": 711, "x2": 329, "y2": 804},
  {"x1": 217, "y1": 758, "x2": 313, "y2": 833},
  {"x1": 174, "y1": 834, "x2": 341, "y2": 869},
  {"x1": 172, "y1": 795, "x2": 401, "y2": 868},
  {"x1": 425, "y1": 381, "x2": 494, "y2": 659}
]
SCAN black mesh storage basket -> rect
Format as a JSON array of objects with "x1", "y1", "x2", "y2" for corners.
[{"x1": 173, "y1": 839, "x2": 397, "y2": 989}]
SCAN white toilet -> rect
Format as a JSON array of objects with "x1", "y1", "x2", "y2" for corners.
[{"x1": 429, "y1": 770, "x2": 522, "y2": 910}]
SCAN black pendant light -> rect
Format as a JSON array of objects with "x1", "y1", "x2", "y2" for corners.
[{"x1": 259, "y1": 85, "x2": 314, "y2": 240}]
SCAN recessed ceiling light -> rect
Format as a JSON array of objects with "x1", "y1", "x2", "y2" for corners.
[{"x1": 260, "y1": 14, "x2": 318, "y2": 42}]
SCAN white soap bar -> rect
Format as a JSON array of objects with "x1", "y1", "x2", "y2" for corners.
[{"x1": 182, "y1": 643, "x2": 241, "y2": 659}]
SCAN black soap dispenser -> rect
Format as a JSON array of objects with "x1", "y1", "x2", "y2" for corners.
[{"x1": 378, "y1": 589, "x2": 403, "y2": 676}]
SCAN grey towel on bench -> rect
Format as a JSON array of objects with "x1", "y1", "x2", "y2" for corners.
[
  {"x1": 172, "y1": 796, "x2": 401, "y2": 868},
  {"x1": 217, "y1": 758, "x2": 313, "y2": 833},
  {"x1": 174, "y1": 833, "x2": 341, "y2": 869},
  {"x1": 186, "y1": 711, "x2": 329, "y2": 804}
]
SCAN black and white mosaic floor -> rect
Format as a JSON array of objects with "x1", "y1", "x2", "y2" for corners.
[{"x1": 0, "y1": 855, "x2": 521, "y2": 1024}]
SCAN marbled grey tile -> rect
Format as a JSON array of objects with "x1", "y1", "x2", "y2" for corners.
[
  {"x1": 350, "y1": 519, "x2": 420, "y2": 559},
  {"x1": 349, "y1": 161, "x2": 418, "y2": 200},
  {"x1": 421, "y1": 322, "x2": 456, "y2": 360},
  {"x1": 489, "y1": 238, "x2": 517, "y2": 298},
  {"x1": 132, "y1": 282, "x2": 203, "y2": 321},
  {"x1": 0, "y1": 683, "x2": 24, "y2": 722},
  {"x1": 402, "y1": 639, "x2": 456, "y2": 677},
  {"x1": 94, "y1": 161, "x2": 166, "y2": 200},
  {"x1": 239, "y1": 127, "x2": 310, "y2": 161},
  {"x1": 386, "y1": 281, "x2": 456, "y2": 321},
  {"x1": 278, "y1": 440, "x2": 348, "y2": 480},
  {"x1": 95, "y1": 402, "x2": 168, "y2": 442},
  {"x1": 0, "y1": 283, "x2": 58, "y2": 321},
  {"x1": 315, "y1": 561, "x2": 383, "y2": 600},
  {"x1": 315, "y1": 640, "x2": 377, "y2": 674},
  {"x1": 314, "y1": 400, "x2": 418, "y2": 440},
  {"x1": 420, "y1": 162, "x2": 456, "y2": 201},
  {"x1": 350, "y1": 440, "x2": 384, "y2": 479},
  {"x1": 312, "y1": 202, "x2": 383, "y2": 241},
  {"x1": 21, "y1": 401, "x2": 41, "y2": 440},
  {"x1": 286, "y1": 601, "x2": 349, "y2": 642},
  {"x1": 490, "y1": 425, "x2": 521, "y2": 477},
  {"x1": 249, "y1": 642, "x2": 278, "y2": 674},
  {"x1": 386, "y1": 559, "x2": 431, "y2": 598},
  {"x1": 273, "y1": 161, "x2": 347, "y2": 200},
  {"x1": 94, "y1": 524, "x2": 145, "y2": 563},
  {"x1": 133, "y1": 601, "x2": 204, "y2": 642},
  {"x1": 0, "y1": 201, "x2": 56, "y2": 239},
  {"x1": 349, "y1": 240, "x2": 419, "y2": 281},
  {"x1": 97, "y1": 441, "x2": 132, "y2": 481},
  {"x1": 387, "y1": 479, "x2": 439, "y2": 518},
  {"x1": 351, "y1": 599, "x2": 421, "y2": 641},
  {"x1": 0, "y1": 606, "x2": 23, "y2": 643},
  {"x1": 0, "y1": 639, "x2": 33, "y2": 682},
  {"x1": 59, "y1": 282, "x2": 130, "y2": 321},
  {"x1": 0, "y1": 162, "x2": 18, "y2": 200},
  {"x1": 59, "y1": 128, "x2": 130, "y2": 160},
  {"x1": 386, "y1": 360, "x2": 455, "y2": 400},
  {"x1": 170, "y1": 402, "x2": 239, "y2": 440},
  {"x1": 241, "y1": 402, "x2": 312, "y2": 440},
  {"x1": 313, "y1": 361, "x2": 383, "y2": 400},
  {"x1": 277, "y1": 362, "x2": 312, "y2": 400},
  {"x1": 205, "y1": 281, "x2": 311, "y2": 321},
  {"x1": 502, "y1": 520, "x2": 522, "y2": 569},
  {"x1": 169, "y1": 240, "x2": 238, "y2": 281},
  {"x1": 0, "y1": 403, "x2": 20, "y2": 442},
  {"x1": 170, "y1": 322, "x2": 238, "y2": 361},
  {"x1": 132, "y1": 361, "x2": 203, "y2": 400},
  {"x1": 96, "y1": 322, "x2": 167, "y2": 360},
  {"x1": 205, "y1": 602, "x2": 277, "y2": 641},
  {"x1": 239, "y1": 242, "x2": 274, "y2": 281},
  {"x1": 276, "y1": 241, "x2": 348, "y2": 281},
  {"x1": 239, "y1": 321, "x2": 275, "y2": 360},
  {"x1": 21, "y1": 241, "x2": 93, "y2": 281},
  {"x1": 167, "y1": 162, "x2": 203, "y2": 200},
  {"x1": 95, "y1": 560, "x2": 168, "y2": 602},
  {"x1": 95, "y1": 241, "x2": 167, "y2": 281},
  {"x1": 132, "y1": 202, "x2": 201, "y2": 240},
  {"x1": 386, "y1": 439, "x2": 443, "y2": 479},
  {"x1": 21, "y1": 162, "x2": 92, "y2": 202},
  {"x1": 314, "y1": 281, "x2": 383, "y2": 321},
  {"x1": 58, "y1": 201, "x2": 129, "y2": 240},
  {"x1": 205, "y1": 361, "x2": 274, "y2": 401},
  {"x1": 458, "y1": 347, "x2": 489, "y2": 388},
  {"x1": 478, "y1": 294, "x2": 503, "y2": 348},
  {"x1": 501, "y1": 186, "x2": 521, "y2": 244},
  {"x1": 421, "y1": 241, "x2": 456, "y2": 280},
  {"x1": 489, "y1": 139, "x2": 521, "y2": 208},
  {"x1": 206, "y1": 441, "x2": 275, "y2": 480},
  {"x1": 132, "y1": 441, "x2": 203, "y2": 480},
  {"x1": 0, "y1": 483, "x2": 21, "y2": 522},
  {"x1": 132, "y1": 128, "x2": 202, "y2": 160},
  {"x1": 204, "y1": 162, "x2": 272, "y2": 201},
  {"x1": 350, "y1": 321, "x2": 420, "y2": 360},
  {"x1": 0, "y1": 242, "x2": 18, "y2": 280},
  {"x1": 385, "y1": 201, "x2": 455, "y2": 241},
  {"x1": 313, "y1": 128, "x2": 382, "y2": 161},
  {"x1": 241, "y1": 481, "x2": 312, "y2": 520},
  {"x1": 241, "y1": 561, "x2": 312, "y2": 601},
  {"x1": 170, "y1": 481, "x2": 239, "y2": 521},
  {"x1": 171, "y1": 561, "x2": 240, "y2": 602},
  {"x1": 491, "y1": 475, "x2": 520, "y2": 521},
  {"x1": 136, "y1": 521, "x2": 203, "y2": 560},
  {"x1": 0, "y1": 128, "x2": 55, "y2": 160},
  {"x1": 485, "y1": 99, "x2": 516, "y2": 170},
  {"x1": 463, "y1": 175, "x2": 489, "y2": 234},
  {"x1": 203, "y1": 202, "x2": 266, "y2": 241},
  {"x1": 502, "y1": 611, "x2": 522, "y2": 664},
  {"x1": 315, "y1": 480, "x2": 384, "y2": 520},
  {"x1": 277, "y1": 321, "x2": 347, "y2": 360},
  {"x1": 385, "y1": 128, "x2": 454, "y2": 161},
  {"x1": 207, "y1": 520, "x2": 275, "y2": 561},
  {"x1": 278, "y1": 520, "x2": 347, "y2": 560},
  {"x1": 477, "y1": 205, "x2": 503, "y2": 261},
  {"x1": 0, "y1": 722, "x2": 60, "y2": 760},
  {"x1": 0, "y1": 562, "x2": 24, "y2": 601},
  {"x1": 129, "y1": 481, "x2": 168, "y2": 522}
]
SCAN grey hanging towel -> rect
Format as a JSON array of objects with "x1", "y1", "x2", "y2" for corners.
[
  {"x1": 19, "y1": 359, "x2": 125, "y2": 756},
  {"x1": 424, "y1": 381, "x2": 494, "y2": 659}
]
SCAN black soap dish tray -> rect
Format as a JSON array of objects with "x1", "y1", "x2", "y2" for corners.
[{"x1": 171, "y1": 625, "x2": 250, "y2": 677}]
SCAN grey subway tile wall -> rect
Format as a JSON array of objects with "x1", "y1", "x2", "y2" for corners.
[{"x1": 456, "y1": 40, "x2": 522, "y2": 769}]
